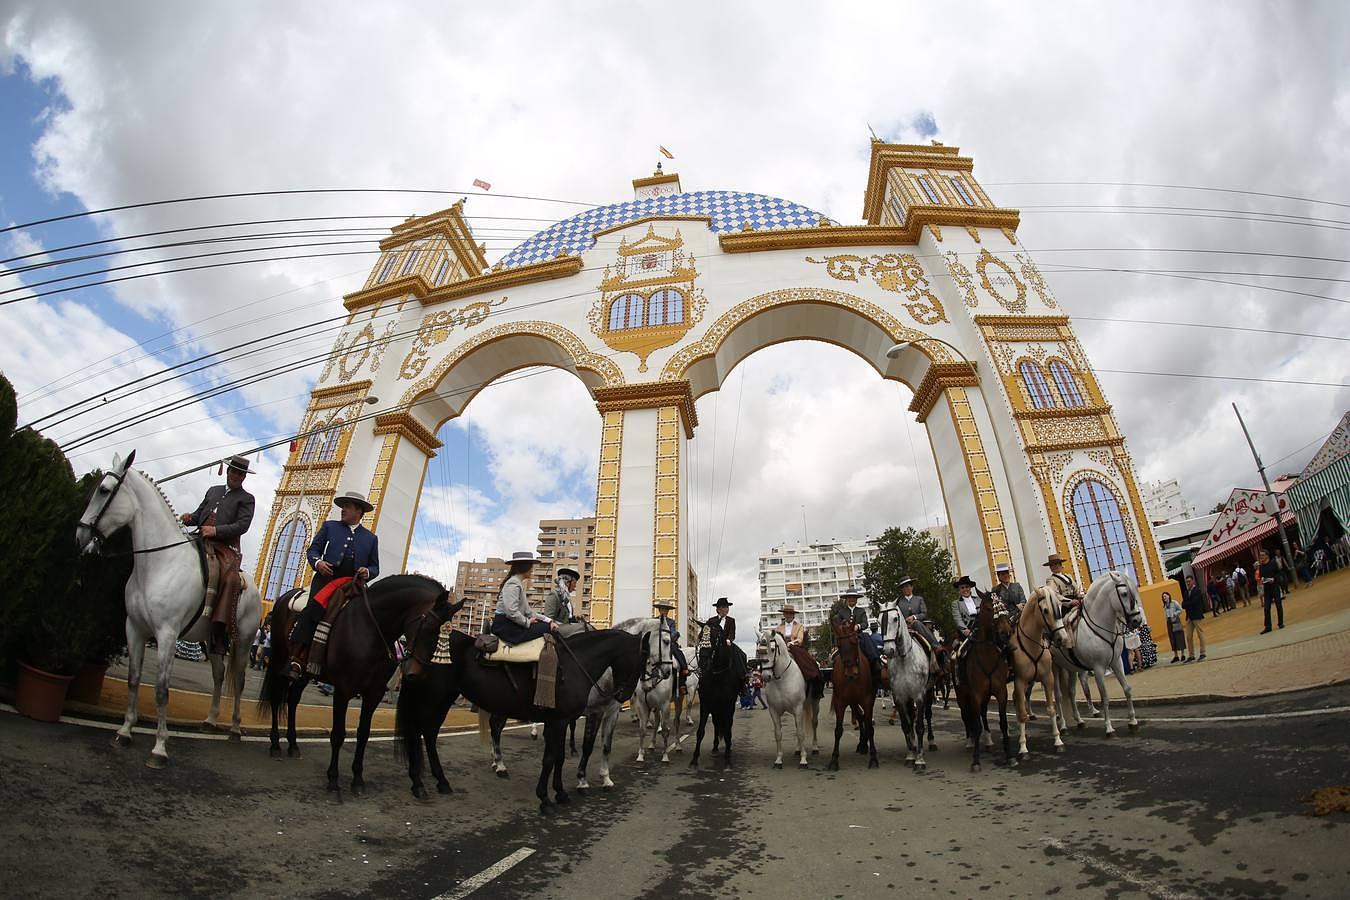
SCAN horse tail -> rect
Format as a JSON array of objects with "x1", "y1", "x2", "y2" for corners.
[
  {"x1": 807, "y1": 675, "x2": 825, "y2": 702},
  {"x1": 394, "y1": 674, "x2": 421, "y2": 766},
  {"x1": 478, "y1": 709, "x2": 491, "y2": 748},
  {"x1": 257, "y1": 601, "x2": 292, "y2": 725}
]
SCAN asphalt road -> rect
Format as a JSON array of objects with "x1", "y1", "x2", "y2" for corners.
[{"x1": 2, "y1": 685, "x2": 1347, "y2": 899}]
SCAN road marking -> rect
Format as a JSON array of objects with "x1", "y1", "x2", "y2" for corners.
[
  {"x1": 1043, "y1": 838, "x2": 1200, "y2": 900},
  {"x1": 432, "y1": 847, "x2": 534, "y2": 900},
  {"x1": 1142, "y1": 704, "x2": 1350, "y2": 724},
  {"x1": 0, "y1": 703, "x2": 531, "y2": 744}
]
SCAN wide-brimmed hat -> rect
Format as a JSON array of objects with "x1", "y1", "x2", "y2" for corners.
[
  {"x1": 507, "y1": 551, "x2": 539, "y2": 566},
  {"x1": 1044, "y1": 553, "x2": 1067, "y2": 567},
  {"x1": 224, "y1": 455, "x2": 255, "y2": 474},
  {"x1": 556, "y1": 563, "x2": 581, "y2": 580},
  {"x1": 953, "y1": 575, "x2": 977, "y2": 589},
  {"x1": 714, "y1": 597, "x2": 732, "y2": 608},
  {"x1": 333, "y1": 490, "x2": 373, "y2": 513},
  {"x1": 995, "y1": 563, "x2": 1012, "y2": 574},
  {"x1": 840, "y1": 585, "x2": 864, "y2": 599},
  {"x1": 897, "y1": 576, "x2": 915, "y2": 589},
  {"x1": 653, "y1": 599, "x2": 676, "y2": 611},
  {"x1": 780, "y1": 604, "x2": 797, "y2": 615}
]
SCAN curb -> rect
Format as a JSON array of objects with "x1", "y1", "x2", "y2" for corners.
[{"x1": 1093, "y1": 675, "x2": 1350, "y2": 708}]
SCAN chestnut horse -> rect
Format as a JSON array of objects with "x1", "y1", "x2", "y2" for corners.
[
  {"x1": 827, "y1": 619, "x2": 878, "y2": 770},
  {"x1": 954, "y1": 588, "x2": 1015, "y2": 772}
]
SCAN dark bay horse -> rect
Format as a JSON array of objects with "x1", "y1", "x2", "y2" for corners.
[
  {"x1": 259, "y1": 574, "x2": 450, "y2": 795},
  {"x1": 689, "y1": 622, "x2": 743, "y2": 769},
  {"x1": 397, "y1": 628, "x2": 641, "y2": 811},
  {"x1": 827, "y1": 620, "x2": 878, "y2": 770},
  {"x1": 954, "y1": 588, "x2": 1016, "y2": 772}
]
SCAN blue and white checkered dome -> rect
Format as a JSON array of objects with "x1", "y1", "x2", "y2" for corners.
[{"x1": 494, "y1": 190, "x2": 834, "y2": 271}]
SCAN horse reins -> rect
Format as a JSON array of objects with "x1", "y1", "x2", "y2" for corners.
[{"x1": 81, "y1": 468, "x2": 204, "y2": 557}]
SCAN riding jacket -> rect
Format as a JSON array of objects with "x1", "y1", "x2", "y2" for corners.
[
  {"x1": 184, "y1": 485, "x2": 255, "y2": 546},
  {"x1": 306, "y1": 520, "x2": 379, "y2": 579}
]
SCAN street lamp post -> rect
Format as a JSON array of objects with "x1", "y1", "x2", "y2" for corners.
[{"x1": 886, "y1": 338, "x2": 979, "y2": 376}]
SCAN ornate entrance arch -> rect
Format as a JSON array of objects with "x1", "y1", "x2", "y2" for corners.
[{"x1": 254, "y1": 142, "x2": 1166, "y2": 634}]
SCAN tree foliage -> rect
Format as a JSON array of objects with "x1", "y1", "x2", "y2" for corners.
[
  {"x1": 861, "y1": 526, "x2": 957, "y2": 641},
  {"x1": 808, "y1": 598, "x2": 850, "y2": 662}
]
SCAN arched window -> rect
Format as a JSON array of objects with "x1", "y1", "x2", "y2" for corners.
[
  {"x1": 647, "y1": 288, "x2": 685, "y2": 326},
  {"x1": 607, "y1": 294, "x2": 644, "y2": 330},
  {"x1": 264, "y1": 518, "x2": 309, "y2": 600},
  {"x1": 376, "y1": 253, "x2": 397, "y2": 283},
  {"x1": 433, "y1": 257, "x2": 451, "y2": 286},
  {"x1": 1019, "y1": 361, "x2": 1056, "y2": 409},
  {"x1": 299, "y1": 419, "x2": 343, "y2": 463},
  {"x1": 400, "y1": 248, "x2": 421, "y2": 276},
  {"x1": 1070, "y1": 479, "x2": 1137, "y2": 582},
  {"x1": 1049, "y1": 360, "x2": 1085, "y2": 407}
]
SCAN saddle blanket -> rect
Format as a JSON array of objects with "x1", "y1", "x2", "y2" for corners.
[{"x1": 485, "y1": 636, "x2": 546, "y2": 664}]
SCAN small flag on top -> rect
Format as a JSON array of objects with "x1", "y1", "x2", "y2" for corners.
[
  {"x1": 472, "y1": 178, "x2": 492, "y2": 191},
  {"x1": 658, "y1": 146, "x2": 674, "y2": 160}
]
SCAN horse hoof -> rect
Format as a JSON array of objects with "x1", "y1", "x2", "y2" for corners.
[
  {"x1": 199, "y1": 721, "x2": 217, "y2": 733},
  {"x1": 826, "y1": 759, "x2": 839, "y2": 772},
  {"x1": 576, "y1": 782, "x2": 589, "y2": 792},
  {"x1": 1054, "y1": 745, "x2": 1065, "y2": 754},
  {"x1": 531, "y1": 732, "x2": 538, "y2": 741},
  {"x1": 868, "y1": 758, "x2": 879, "y2": 770},
  {"x1": 228, "y1": 730, "x2": 242, "y2": 743},
  {"x1": 145, "y1": 753, "x2": 168, "y2": 770},
  {"x1": 1128, "y1": 722, "x2": 1139, "y2": 732},
  {"x1": 539, "y1": 803, "x2": 551, "y2": 816},
  {"x1": 111, "y1": 733, "x2": 131, "y2": 749},
  {"x1": 1009, "y1": 758, "x2": 1019, "y2": 768},
  {"x1": 927, "y1": 743, "x2": 938, "y2": 752},
  {"x1": 326, "y1": 779, "x2": 339, "y2": 793},
  {"x1": 602, "y1": 778, "x2": 615, "y2": 789},
  {"x1": 288, "y1": 746, "x2": 302, "y2": 759},
  {"x1": 773, "y1": 762, "x2": 783, "y2": 769},
  {"x1": 411, "y1": 784, "x2": 428, "y2": 801},
  {"x1": 970, "y1": 763, "x2": 981, "y2": 773},
  {"x1": 914, "y1": 762, "x2": 926, "y2": 773},
  {"x1": 1075, "y1": 723, "x2": 1085, "y2": 730},
  {"x1": 495, "y1": 769, "x2": 509, "y2": 779},
  {"x1": 799, "y1": 761, "x2": 809, "y2": 769},
  {"x1": 351, "y1": 781, "x2": 366, "y2": 797},
  {"x1": 437, "y1": 781, "x2": 453, "y2": 795},
  {"x1": 555, "y1": 792, "x2": 570, "y2": 805},
  {"x1": 269, "y1": 746, "x2": 283, "y2": 760},
  {"x1": 811, "y1": 749, "x2": 819, "y2": 756},
  {"x1": 1104, "y1": 730, "x2": 1115, "y2": 739}
]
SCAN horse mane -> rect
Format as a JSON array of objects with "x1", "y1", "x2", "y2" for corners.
[
  {"x1": 615, "y1": 616, "x2": 661, "y2": 634},
  {"x1": 130, "y1": 468, "x2": 186, "y2": 530},
  {"x1": 378, "y1": 572, "x2": 448, "y2": 594}
]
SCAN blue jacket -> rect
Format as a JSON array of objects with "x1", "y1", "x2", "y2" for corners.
[{"x1": 306, "y1": 520, "x2": 379, "y2": 578}]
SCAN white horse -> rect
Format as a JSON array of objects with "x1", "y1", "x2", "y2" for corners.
[
  {"x1": 575, "y1": 668, "x2": 623, "y2": 790},
  {"x1": 879, "y1": 605, "x2": 935, "y2": 772},
  {"x1": 757, "y1": 631, "x2": 821, "y2": 768},
  {"x1": 683, "y1": 665, "x2": 700, "y2": 726},
  {"x1": 627, "y1": 619, "x2": 682, "y2": 763},
  {"x1": 1050, "y1": 572, "x2": 1143, "y2": 737},
  {"x1": 75, "y1": 451, "x2": 261, "y2": 767}
]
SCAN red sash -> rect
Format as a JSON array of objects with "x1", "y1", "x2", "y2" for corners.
[{"x1": 314, "y1": 576, "x2": 353, "y2": 609}]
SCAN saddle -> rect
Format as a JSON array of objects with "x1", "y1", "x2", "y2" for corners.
[
  {"x1": 478, "y1": 634, "x2": 560, "y2": 709},
  {"x1": 302, "y1": 579, "x2": 361, "y2": 677},
  {"x1": 907, "y1": 627, "x2": 940, "y2": 676},
  {"x1": 786, "y1": 643, "x2": 821, "y2": 680},
  {"x1": 835, "y1": 632, "x2": 862, "y2": 680}
]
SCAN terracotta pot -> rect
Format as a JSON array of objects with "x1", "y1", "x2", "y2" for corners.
[
  {"x1": 67, "y1": 662, "x2": 109, "y2": 705},
  {"x1": 15, "y1": 660, "x2": 75, "y2": 723}
]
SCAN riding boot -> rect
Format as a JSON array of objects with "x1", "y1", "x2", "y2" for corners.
[{"x1": 288, "y1": 643, "x2": 310, "y2": 681}]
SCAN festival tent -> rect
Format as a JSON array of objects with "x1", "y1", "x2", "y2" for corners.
[
  {"x1": 1285, "y1": 411, "x2": 1350, "y2": 548},
  {"x1": 1192, "y1": 481, "x2": 1296, "y2": 572}
]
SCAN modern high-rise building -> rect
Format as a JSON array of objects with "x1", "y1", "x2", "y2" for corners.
[
  {"x1": 757, "y1": 539, "x2": 882, "y2": 629},
  {"x1": 453, "y1": 556, "x2": 510, "y2": 633},
  {"x1": 529, "y1": 517, "x2": 596, "y2": 616},
  {"x1": 922, "y1": 523, "x2": 957, "y2": 562}
]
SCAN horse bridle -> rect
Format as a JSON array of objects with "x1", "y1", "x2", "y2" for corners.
[
  {"x1": 640, "y1": 628, "x2": 673, "y2": 689},
  {"x1": 697, "y1": 623, "x2": 731, "y2": 675},
  {"x1": 1014, "y1": 592, "x2": 1064, "y2": 666},
  {"x1": 79, "y1": 467, "x2": 199, "y2": 557},
  {"x1": 757, "y1": 632, "x2": 789, "y2": 681},
  {"x1": 1075, "y1": 572, "x2": 1140, "y2": 646}
]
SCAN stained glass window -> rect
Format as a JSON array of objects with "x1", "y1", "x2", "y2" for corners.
[
  {"x1": 376, "y1": 254, "x2": 397, "y2": 283},
  {"x1": 608, "y1": 294, "x2": 645, "y2": 330},
  {"x1": 433, "y1": 258, "x2": 451, "y2": 286},
  {"x1": 300, "y1": 421, "x2": 343, "y2": 463},
  {"x1": 1049, "y1": 360, "x2": 1086, "y2": 407},
  {"x1": 400, "y1": 248, "x2": 421, "y2": 276},
  {"x1": 949, "y1": 177, "x2": 977, "y2": 206},
  {"x1": 1019, "y1": 361, "x2": 1056, "y2": 409},
  {"x1": 264, "y1": 518, "x2": 309, "y2": 601},
  {"x1": 647, "y1": 288, "x2": 685, "y2": 326},
  {"x1": 915, "y1": 176, "x2": 944, "y2": 204},
  {"x1": 1071, "y1": 480, "x2": 1137, "y2": 582}
]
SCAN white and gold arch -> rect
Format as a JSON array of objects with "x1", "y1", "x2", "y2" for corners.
[{"x1": 254, "y1": 143, "x2": 1167, "y2": 632}]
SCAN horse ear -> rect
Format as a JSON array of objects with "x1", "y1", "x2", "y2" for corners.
[{"x1": 124, "y1": 449, "x2": 137, "y2": 470}]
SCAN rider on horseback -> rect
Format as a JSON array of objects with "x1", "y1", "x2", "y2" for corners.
[
  {"x1": 542, "y1": 563, "x2": 587, "y2": 637},
  {"x1": 288, "y1": 491, "x2": 380, "y2": 679},
  {"x1": 653, "y1": 599, "x2": 690, "y2": 696},
  {"x1": 180, "y1": 455, "x2": 255, "y2": 655},
  {"x1": 834, "y1": 586, "x2": 881, "y2": 687},
  {"x1": 1043, "y1": 553, "x2": 1084, "y2": 615}
]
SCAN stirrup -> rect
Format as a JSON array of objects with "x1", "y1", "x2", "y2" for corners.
[{"x1": 287, "y1": 660, "x2": 305, "y2": 681}]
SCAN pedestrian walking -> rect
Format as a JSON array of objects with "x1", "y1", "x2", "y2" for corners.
[
  {"x1": 1182, "y1": 575, "x2": 1207, "y2": 662},
  {"x1": 1232, "y1": 564, "x2": 1249, "y2": 606},
  {"x1": 1162, "y1": 591, "x2": 1185, "y2": 664}
]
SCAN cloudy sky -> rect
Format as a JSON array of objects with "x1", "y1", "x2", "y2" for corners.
[{"x1": 2, "y1": 2, "x2": 1346, "y2": 631}]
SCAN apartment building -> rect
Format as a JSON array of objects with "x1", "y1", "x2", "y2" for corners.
[
  {"x1": 757, "y1": 539, "x2": 881, "y2": 629},
  {"x1": 529, "y1": 517, "x2": 597, "y2": 617},
  {"x1": 453, "y1": 556, "x2": 510, "y2": 633}
]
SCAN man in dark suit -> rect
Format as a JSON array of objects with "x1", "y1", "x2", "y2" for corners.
[
  {"x1": 833, "y1": 586, "x2": 879, "y2": 684},
  {"x1": 706, "y1": 598, "x2": 736, "y2": 644},
  {"x1": 289, "y1": 490, "x2": 380, "y2": 678},
  {"x1": 181, "y1": 455, "x2": 256, "y2": 654}
]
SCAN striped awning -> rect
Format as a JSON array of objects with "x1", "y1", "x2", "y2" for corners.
[
  {"x1": 1285, "y1": 454, "x2": 1350, "y2": 547},
  {"x1": 1193, "y1": 510, "x2": 1297, "y2": 569}
]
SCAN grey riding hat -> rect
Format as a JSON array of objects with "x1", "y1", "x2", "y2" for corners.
[
  {"x1": 896, "y1": 577, "x2": 915, "y2": 589},
  {"x1": 508, "y1": 551, "x2": 540, "y2": 565},
  {"x1": 333, "y1": 490, "x2": 374, "y2": 512},
  {"x1": 840, "y1": 585, "x2": 864, "y2": 599},
  {"x1": 556, "y1": 563, "x2": 581, "y2": 580}
]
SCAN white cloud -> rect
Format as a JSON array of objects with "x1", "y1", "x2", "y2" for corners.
[{"x1": 2, "y1": 1, "x2": 1347, "y2": 633}]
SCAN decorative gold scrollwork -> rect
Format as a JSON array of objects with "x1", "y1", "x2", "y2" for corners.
[
  {"x1": 804, "y1": 253, "x2": 948, "y2": 325},
  {"x1": 398, "y1": 297, "x2": 507, "y2": 380},
  {"x1": 975, "y1": 250, "x2": 1028, "y2": 313}
]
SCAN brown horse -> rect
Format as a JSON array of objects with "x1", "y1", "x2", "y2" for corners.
[
  {"x1": 827, "y1": 620, "x2": 878, "y2": 770},
  {"x1": 954, "y1": 588, "x2": 1015, "y2": 772},
  {"x1": 259, "y1": 574, "x2": 450, "y2": 795}
]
